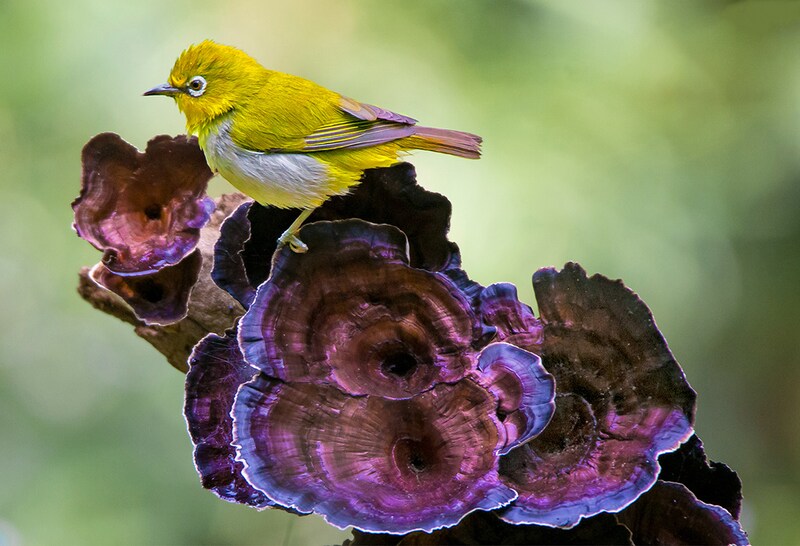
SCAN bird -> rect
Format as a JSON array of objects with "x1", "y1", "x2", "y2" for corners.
[{"x1": 145, "y1": 40, "x2": 481, "y2": 252}]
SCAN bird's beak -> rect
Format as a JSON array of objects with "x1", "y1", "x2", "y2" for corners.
[{"x1": 143, "y1": 83, "x2": 182, "y2": 97}]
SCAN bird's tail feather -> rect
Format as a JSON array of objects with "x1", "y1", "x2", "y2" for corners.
[{"x1": 407, "y1": 126, "x2": 482, "y2": 159}]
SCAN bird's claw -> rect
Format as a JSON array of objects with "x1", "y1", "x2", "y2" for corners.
[{"x1": 278, "y1": 231, "x2": 308, "y2": 253}]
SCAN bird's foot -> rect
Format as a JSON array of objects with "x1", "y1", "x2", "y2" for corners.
[
  {"x1": 277, "y1": 230, "x2": 308, "y2": 253},
  {"x1": 277, "y1": 208, "x2": 314, "y2": 253}
]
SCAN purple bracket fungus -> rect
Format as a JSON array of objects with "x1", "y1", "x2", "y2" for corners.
[
  {"x1": 89, "y1": 250, "x2": 202, "y2": 325},
  {"x1": 184, "y1": 330, "x2": 272, "y2": 508},
  {"x1": 74, "y1": 130, "x2": 747, "y2": 543},
  {"x1": 498, "y1": 263, "x2": 696, "y2": 528},
  {"x1": 211, "y1": 163, "x2": 461, "y2": 308},
  {"x1": 479, "y1": 283, "x2": 543, "y2": 353},
  {"x1": 190, "y1": 221, "x2": 559, "y2": 534},
  {"x1": 473, "y1": 343, "x2": 555, "y2": 454},
  {"x1": 616, "y1": 481, "x2": 749, "y2": 545},
  {"x1": 73, "y1": 133, "x2": 215, "y2": 275},
  {"x1": 238, "y1": 220, "x2": 493, "y2": 399},
  {"x1": 233, "y1": 376, "x2": 517, "y2": 533}
]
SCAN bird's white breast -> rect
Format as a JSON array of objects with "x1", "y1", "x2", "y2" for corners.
[{"x1": 202, "y1": 119, "x2": 332, "y2": 209}]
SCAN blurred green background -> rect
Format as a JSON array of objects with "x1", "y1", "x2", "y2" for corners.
[{"x1": 1, "y1": 0, "x2": 798, "y2": 544}]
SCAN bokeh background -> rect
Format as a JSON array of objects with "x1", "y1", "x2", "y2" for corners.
[{"x1": 1, "y1": 0, "x2": 798, "y2": 544}]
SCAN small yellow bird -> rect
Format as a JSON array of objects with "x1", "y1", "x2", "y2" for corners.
[{"x1": 145, "y1": 40, "x2": 481, "y2": 252}]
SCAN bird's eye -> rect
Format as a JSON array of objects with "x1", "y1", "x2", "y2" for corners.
[{"x1": 187, "y1": 76, "x2": 207, "y2": 97}]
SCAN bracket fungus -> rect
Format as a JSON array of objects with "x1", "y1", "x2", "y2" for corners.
[
  {"x1": 187, "y1": 220, "x2": 556, "y2": 533},
  {"x1": 616, "y1": 481, "x2": 748, "y2": 545},
  {"x1": 211, "y1": 200, "x2": 259, "y2": 308},
  {"x1": 221, "y1": 341, "x2": 557, "y2": 533},
  {"x1": 204, "y1": 342, "x2": 557, "y2": 533},
  {"x1": 657, "y1": 434, "x2": 743, "y2": 519},
  {"x1": 478, "y1": 282, "x2": 543, "y2": 353},
  {"x1": 75, "y1": 132, "x2": 748, "y2": 544},
  {"x1": 234, "y1": 377, "x2": 517, "y2": 533},
  {"x1": 88, "y1": 250, "x2": 202, "y2": 325},
  {"x1": 184, "y1": 330, "x2": 272, "y2": 508},
  {"x1": 497, "y1": 263, "x2": 697, "y2": 528},
  {"x1": 473, "y1": 343, "x2": 555, "y2": 454},
  {"x1": 73, "y1": 133, "x2": 218, "y2": 326},
  {"x1": 73, "y1": 133, "x2": 214, "y2": 275},
  {"x1": 238, "y1": 220, "x2": 491, "y2": 399}
]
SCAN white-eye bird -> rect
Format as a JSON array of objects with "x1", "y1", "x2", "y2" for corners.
[{"x1": 146, "y1": 40, "x2": 481, "y2": 252}]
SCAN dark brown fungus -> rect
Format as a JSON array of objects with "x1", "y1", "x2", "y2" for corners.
[
  {"x1": 616, "y1": 481, "x2": 749, "y2": 545},
  {"x1": 347, "y1": 511, "x2": 634, "y2": 546},
  {"x1": 657, "y1": 434, "x2": 742, "y2": 519},
  {"x1": 211, "y1": 201, "x2": 258, "y2": 308},
  {"x1": 317, "y1": 163, "x2": 459, "y2": 272}
]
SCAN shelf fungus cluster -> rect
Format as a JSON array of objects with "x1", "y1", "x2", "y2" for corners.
[
  {"x1": 75, "y1": 134, "x2": 749, "y2": 544},
  {"x1": 73, "y1": 133, "x2": 215, "y2": 325}
]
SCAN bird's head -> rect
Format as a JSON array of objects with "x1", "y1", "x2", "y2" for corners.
[{"x1": 145, "y1": 40, "x2": 266, "y2": 134}]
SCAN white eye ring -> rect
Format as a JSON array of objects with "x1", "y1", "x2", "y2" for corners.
[{"x1": 187, "y1": 76, "x2": 207, "y2": 97}]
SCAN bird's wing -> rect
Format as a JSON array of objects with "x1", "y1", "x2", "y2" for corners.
[
  {"x1": 299, "y1": 98, "x2": 418, "y2": 152},
  {"x1": 301, "y1": 120, "x2": 415, "y2": 152},
  {"x1": 339, "y1": 96, "x2": 418, "y2": 125}
]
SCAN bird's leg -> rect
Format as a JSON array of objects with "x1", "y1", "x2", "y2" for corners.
[{"x1": 277, "y1": 208, "x2": 315, "y2": 253}]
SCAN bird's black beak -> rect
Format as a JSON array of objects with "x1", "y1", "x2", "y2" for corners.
[{"x1": 144, "y1": 83, "x2": 182, "y2": 97}]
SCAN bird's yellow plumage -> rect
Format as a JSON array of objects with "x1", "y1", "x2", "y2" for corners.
[{"x1": 146, "y1": 40, "x2": 481, "y2": 252}]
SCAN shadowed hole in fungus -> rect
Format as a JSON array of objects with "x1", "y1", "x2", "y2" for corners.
[
  {"x1": 410, "y1": 455, "x2": 426, "y2": 473},
  {"x1": 393, "y1": 437, "x2": 437, "y2": 476},
  {"x1": 144, "y1": 204, "x2": 163, "y2": 220},
  {"x1": 102, "y1": 249, "x2": 117, "y2": 266},
  {"x1": 136, "y1": 279, "x2": 164, "y2": 303},
  {"x1": 381, "y1": 351, "x2": 418, "y2": 378}
]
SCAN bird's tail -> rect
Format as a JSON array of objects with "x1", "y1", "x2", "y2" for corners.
[{"x1": 407, "y1": 126, "x2": 482, "y2": 159}]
